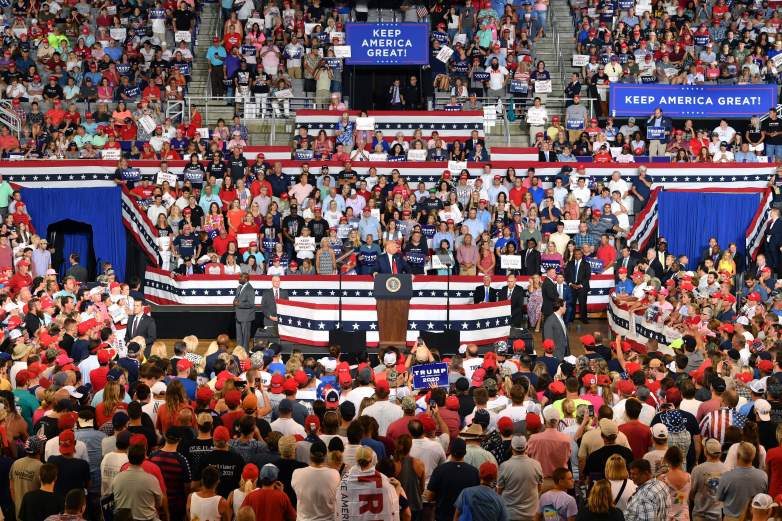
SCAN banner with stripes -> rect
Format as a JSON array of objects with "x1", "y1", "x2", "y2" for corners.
[
  {"x1": 406, "y1": 301, "x2": 511, "y2": 345},
  {"x1": 627, "y1": 187, "x2": 660, "y2": 252},
  {"x1": 277, "y1": 299, "x2": 509, "y2": 347},
  {"x1": 143, "y1": 269, "x2": 617, "y2": 310},
  {"x1": 294, "y1": 110, "x2": 486, "y2": 138},
  {"x1": 746, "y1": 188, "x2": 773, "y2": 261},
  {"x1": 121, "y1": 188, "x2": 160, "y2": 266},
  {"x1": 607, "y1": 299, "x2": 682, "y2": 347}
]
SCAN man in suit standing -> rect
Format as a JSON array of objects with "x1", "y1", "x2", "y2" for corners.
[
  {"x1": 125, "y1": 300, "x2": 157, "y2": 357},
  {"x1": 541, "y1": 266, "x2": 559, "y2": 318},
  {"x1": 615, "y1": 246, "x2": 636, "y2": 280},
  {"x1": 377, "y1": 241, "x2": 411, "y2": 274},
  {"x1": 497, "y1": 274, "x2": 526, "y2": 327},
  {"x1": 233, "y1": 273, "x2": 256, "y2": 348},
  {"x1": 765, "y1": 208, "x2": 782, "y2": 275},
  {"x1": 644, "y1": 248, "x2": 664, "y2": 279},
  {"x1": 542, "y1": 298, "x2": 569, "y2": 359},
  {"x1": 552, "y1": 272, "x2": 574, "y2": 324},
  {"x1": 564, "y1": 250, "x2": 591, "y2": 323},
  {"x1": 473, "y1": 274, "x2": 498, "y2": 303},
  {"x1": 260, "y1": 275, "x2": 288, "y2": 337},
  {"x1": 521, "y1": 239, "x2": 541, "y2": 276},
  {"x1": 538, "y1": 141, "x2": 556, "y2": 162}
]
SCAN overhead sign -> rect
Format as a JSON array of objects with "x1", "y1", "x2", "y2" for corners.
[
  {"x1": 345, "y1": 23, "x2": 430, "y2": 65},
  {"x1": 609, "y1": 84, "x2": 777, "y2": 118}
]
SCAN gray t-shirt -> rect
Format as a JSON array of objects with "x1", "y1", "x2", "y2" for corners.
[
  {"x1": 716, "y1": 465, "x2": 768, "y2": 517},
  {"x1": 691, "y1": 460, "x2": 729, "y2": 519},
  {"x1": 497, "y1": 455, "x2": 543, "y2": 520}
]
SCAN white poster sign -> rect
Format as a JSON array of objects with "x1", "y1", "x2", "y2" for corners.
[
  {"x1": 333, "y1": 45, "x2": 352, "y2": 58},
  {"x1": 436, "y1": 45, "x2": 454, "y2": 63},
  {"x1": 534, "y1": 79, "x2": 552, "y2": 93},
  {"x1": 237, "y1": 233, "x2": 258, "y2": 248},
  {"x1": 500, "y1": 255, "x2": 522, "y2": 269},
  {"x1": 572, "y1": 55, "x2": 589, "y2": 67},
  {"x1": 356, "y1": 117, "x2": 375, "y2": 130}
]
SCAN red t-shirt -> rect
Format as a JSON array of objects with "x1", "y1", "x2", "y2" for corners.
[
  {"x1": 241, "y1": 488, "x2": 296, "y2": 521},
  {"x1": 618, "y1": 420, "x2": 652, "y2": 460},
  {"x1": 767, "y1": 446, "x2": 782, "y2": 497},
  {"x1": 90, "y1": 365, "x2": 109, "y2": 392}
]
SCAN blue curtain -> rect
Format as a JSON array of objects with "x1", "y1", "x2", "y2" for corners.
[
  {"x1": 59, "y1": 229, "x2": 90, "y2": 278},
  {"x1": 658, "y1": 191, "x2": 759, "y2": 267},
  {"x1": 22, "y1": 187, "x2": 126, "y2": 280}
]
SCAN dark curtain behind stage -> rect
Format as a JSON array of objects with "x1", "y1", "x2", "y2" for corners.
[
  {"x1": 23, "y1": 187, "x2": 127, "y2": 281},
  {"x1": 658, "y1": 191, "x2": 760, "y2": 267},
  {"x1": 47, "y1": 220, "x2": 97, "y2": 279},
  {"x1": 346, "y1": 66, "x2": 429, "y2": 110}
]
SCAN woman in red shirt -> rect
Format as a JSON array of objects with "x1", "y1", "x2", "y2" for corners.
[
  {"x1": 95, "y1": 380, "x2": 128, "y2": 427},
  {"x1": 219, "y1": 176, "x2": 238, "y2": 211},
  {"x1": 155, "y1": 380, "x2": 195, "y2": 434}
]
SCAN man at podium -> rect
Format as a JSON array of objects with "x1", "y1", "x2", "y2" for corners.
[{"x1": 377, "y1": 241, "x2": 411, "y2": 274}]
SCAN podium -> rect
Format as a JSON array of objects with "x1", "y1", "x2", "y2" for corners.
[{"x1": 374, "y1": 274, "x2": 413, "y2": 348}]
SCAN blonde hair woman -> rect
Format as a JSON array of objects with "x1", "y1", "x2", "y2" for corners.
[
  {"x1": 576, "y1": 479, "x2": 624, "y2": 521},
  {"x1": 149, "y1": 340, "x2": 168, "y2": 359},
  {"x1": 182, "y1": 335, "x2": 204, "y2": 371},
  {"x1": 605, "y1": 454, "x2": 637, "y2": 510},
  {"x1": 227, "y1": 464, "x2": 259, "y2": 519}
]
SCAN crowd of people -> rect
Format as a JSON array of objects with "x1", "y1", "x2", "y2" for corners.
[
  {"x1": 121, "y1": 148, "x2": 646, "y2": 301},
  {"x1": 0, "y1": 0, "x2": 208, "y2": 160},
  {"x1": 529, "y1": 106, "x2": 782, "y2": 163},
  {"x1": 0, "y1": 228, "x2": 782, "y2": 521}
]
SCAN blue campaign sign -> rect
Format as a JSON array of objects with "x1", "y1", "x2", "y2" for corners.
[
  {"x1": 412, "y1": 362, "x2": 449, "y2": 389},
  {"x1": 346, "y1": 23, "x2": 430, "y2": 65},
  {"x1": 609, "y1": 84, "x2": 778, "y2": 118}
]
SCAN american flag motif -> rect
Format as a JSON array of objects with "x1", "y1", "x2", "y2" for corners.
[
  {"x1": 746, "y1": 189, "x2": 773, "y2": 261},
  {"x1": 143, "y1": 269, "x2": 617, "y2": 308}
]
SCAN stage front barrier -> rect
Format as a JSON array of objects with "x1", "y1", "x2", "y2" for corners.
[{"x1": 607, "y1": 298, "x2": 682, "y2": 348}]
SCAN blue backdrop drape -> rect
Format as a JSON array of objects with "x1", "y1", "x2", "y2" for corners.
[
  {"x1": 58, "y1": 227, "x2": 91, "y2": 279},
  {"x1": 658, "y1": 191, "x2": 759, "y2": 267},
  {"x1": 23, "y1": 187, "x2": 126, "y2": 280}
]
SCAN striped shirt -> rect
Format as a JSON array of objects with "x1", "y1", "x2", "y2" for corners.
[
  {"x1": 149, "y1": 449, "x2": 192, "y2": 516},
  {"x1": 699, "y1": 407, "x2": 747, "y2": 444}
]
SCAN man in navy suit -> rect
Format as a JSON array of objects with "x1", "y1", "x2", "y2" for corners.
[
  {"x1": 765, "y1": 208, "x2": 782, "y2": 275},
  {"x1": 564, "y1": 249, "x2": 591, "y2": 323},
  {"x1": 377, "y1": 241, "x2": 411, "y2": 274}
]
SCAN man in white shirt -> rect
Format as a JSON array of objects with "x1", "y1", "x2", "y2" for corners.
[
  {"x1": 269, "y1": 399, "x2": 307, "y2": 436},
  {"x1": 345, "y1": 368, "x2": 377, "y2": 410},
  {"x1": 291, "y1": 441, "x2": 341, "y2": 521},
  {"x1": 100, "y1": 430, "x2": 131, "y2": 497},
  {"x1": 361, "y1": 380, "x2": 403, "y2": 436},
  {"x1": 486, "y1": 58, "x2": 509, "y2": 100},
  {"x1": 44, "y1": 412, "x2": 89, "y2": 461},
  {"x1": 409, "y1": 414, "x2": 446, "y2": 486}
]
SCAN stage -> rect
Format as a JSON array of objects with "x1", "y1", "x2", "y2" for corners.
[{"x1": 151, "y1": 303, "x2": 608, "y2": 357}]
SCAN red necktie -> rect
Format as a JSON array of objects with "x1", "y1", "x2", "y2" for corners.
[{"x1": 392, "y1": 257, "x2": 398, "y2": 274}]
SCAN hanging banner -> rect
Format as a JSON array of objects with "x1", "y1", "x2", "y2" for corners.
[
  {"x1": 345, "y1": 23, "x2": 430, "y2": 65},
  {"x1": 609, "y1": 84, "x2": 778, "y2": 118}
]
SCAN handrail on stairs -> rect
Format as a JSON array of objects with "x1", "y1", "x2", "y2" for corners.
[{"x1": 0, "y1": 100, "x2": 21, "y2": 139}]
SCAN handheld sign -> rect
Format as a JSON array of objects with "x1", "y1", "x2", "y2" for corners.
[
  {"x1": 356, "y1": 117, "x2": 375, "y2": 130},
  {"x1": 646, "y1": 126, "x2": 666, "y2": 140},
  {"x1": 175, "y1": 30, "x2": 192, "y2": 42},
  {"x1": 333, "y1": 45, "x2": 352, "y2": 58},
  {"x1": 572, "y1": 55, "x2": 589, "y2": 67},
  {"x1": 412, "y1": 362, "x2": 449, "y2": 389},
  {"x1": 534, "y1": 79, "x2": 552, "y2": 93},
  {"x1": 500, "y1": 255, "x2": 522, "y2": 270},
  {"x1": 436, "y1": 45, "x2": 454, "y2": 63}
]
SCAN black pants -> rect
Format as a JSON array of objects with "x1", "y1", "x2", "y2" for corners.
[
  {"x1": 572, "y1": 287, "x2": 588, "y2": 320},
  {"x1": 210, "y1": 65, "x2": 225, "y2": 96}
]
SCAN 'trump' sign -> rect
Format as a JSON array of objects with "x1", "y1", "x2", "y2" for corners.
[
  {"x1": 609, "y1": 84, "x2": 777, "y2": 118},
  {"x1": 346, "y1": 23, "x2": 430, "y2": 65}
]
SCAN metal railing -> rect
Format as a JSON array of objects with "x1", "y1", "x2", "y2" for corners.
[{"x1": 0, "y1": 101, "x2": 21, "y2": 138}]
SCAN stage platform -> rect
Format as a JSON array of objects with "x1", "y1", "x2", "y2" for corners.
[{"x1": 151, "y1": 303, "x2": 606, "y2": 357}]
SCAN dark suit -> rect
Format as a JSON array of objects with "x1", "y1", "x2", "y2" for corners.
[
  {"x1": 646, "y1": 258, "x2": 664, "y2": 279},
  {"x1": 541, "y1": 276, "x2": 559, "y2": 318},
  {"x1": 766, "y1": 217, "x2": 782, "y2": 274},
  {"x1": 260, "y1": 287, "x2": 289, "y2": 336},
  {"x1": 473, "y1": 284, "x2": 498, "y2": 304},
  {"x1": 564, "y1": 258, "x2": 591, "y2": 322},
  {"x1": 205, "y1": 349, "x2": 240, "y2": 378},
  {"x1": 538, "y1": 150, "x2": 556, "y2": 162},
  {"x1": 377, "y1": 252, "x2": 411, "y2": 274},
  {"x1": 498, "y1": 284, "x2": 526, "y2": 327},
  {"x1": 463, "y1": 138, "x2": 486, "y2": 154},
  {"x1": 125, "y1": 314, "x2": 157, "y2": 357},
  {"x1": 234, "y1": 281, "x2": 256, "y2": 349},
  {"x1": 615, "y1": 255, "x2": 636, "y2": 279},
  {"x1": 468, "y1": 148, "x2": 489, "y2": 162},
  {"x1": 542, "y1": 312, "x2": 569, "y2": 360},
  {"x1": 521, "y1": 249, "x2": 541, "y2": 276}
]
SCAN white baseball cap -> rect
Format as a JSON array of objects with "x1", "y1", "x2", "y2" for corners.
[
  {"x1": 651, "y1": 424, "x2": 669, "y2": 440},
  {"x1": 150, "y1": 382, "x2": 167, "y2": 395},
  {"x1": 754, "y1": 399, "x2": 772, "y2": 421},
  {"x1": 736, "y1": 316, "x2": 750, "y2": 326},
  {"x1": 752, "y1": 493, "x2": 778, "y2": 510},
  {"x1": 749, "y1": 380, "x2": 767, "y2": 394}
]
